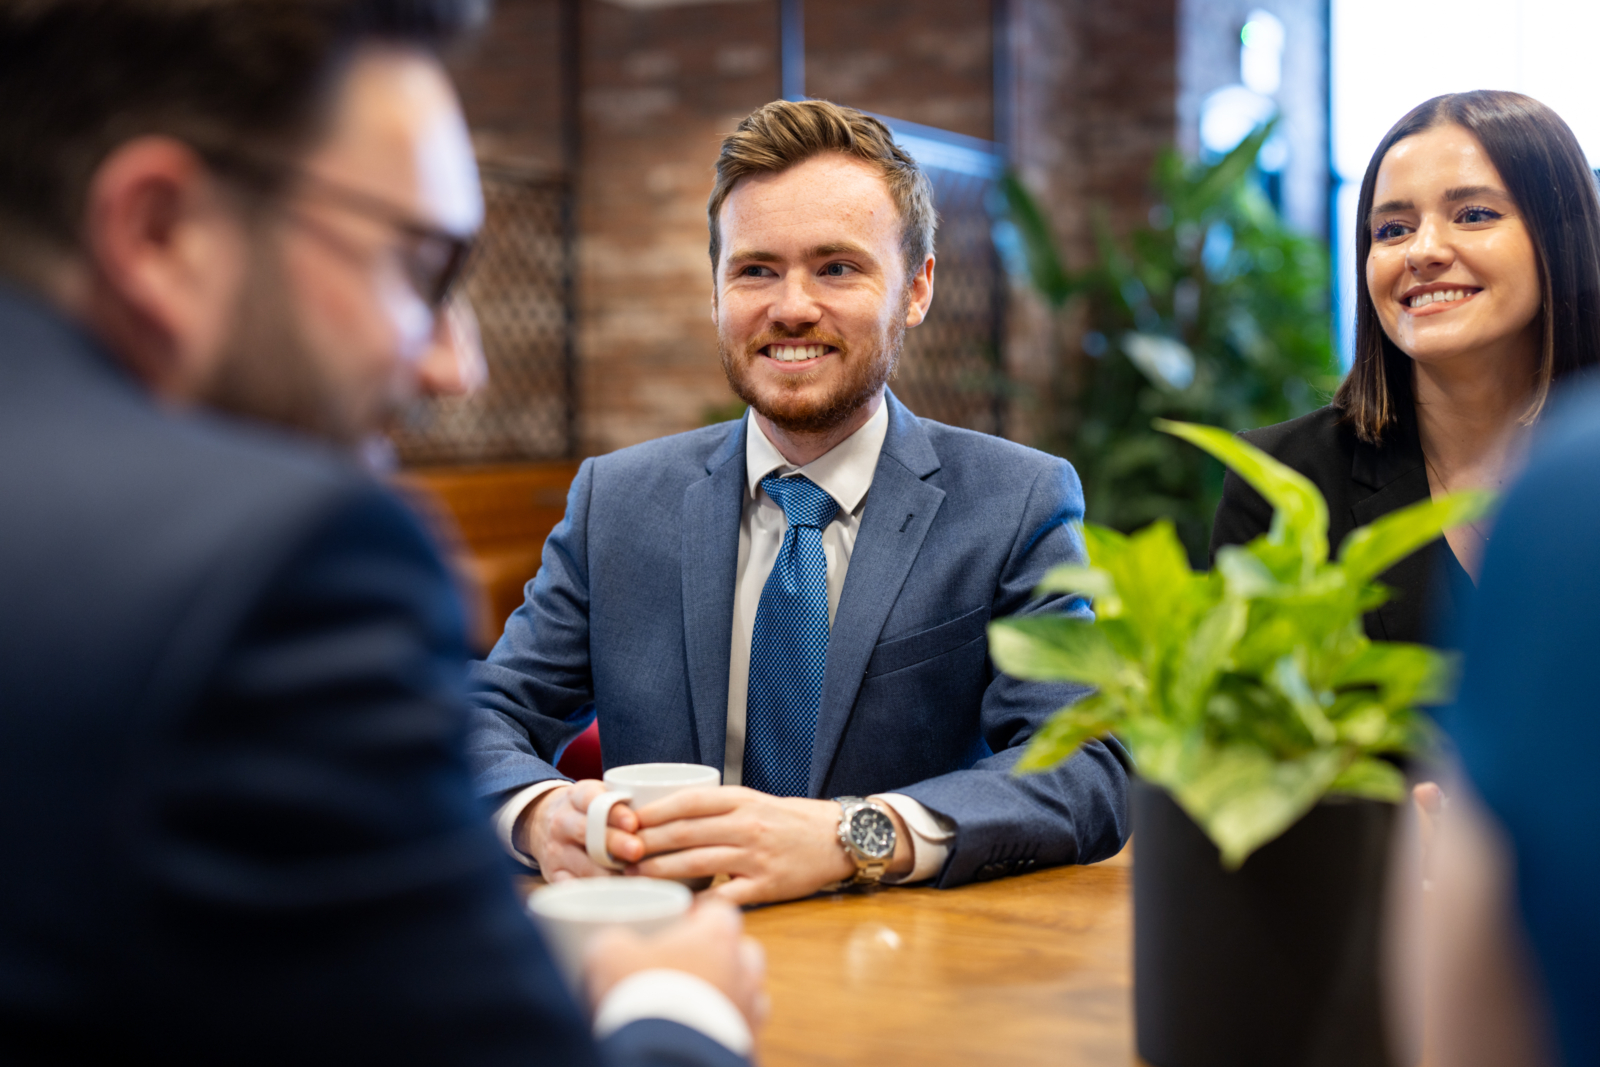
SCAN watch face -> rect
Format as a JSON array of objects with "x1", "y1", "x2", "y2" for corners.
[{"x1": 850, "y1": 807, "x2": 896, "y2": 859}]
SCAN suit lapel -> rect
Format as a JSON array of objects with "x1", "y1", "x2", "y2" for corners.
[
  {"x1": 808, "y1": 395, "x2": 945, "y2": 796},
  {"x1": 681, "y1": 421, "x2": 746, "y2": 768}
]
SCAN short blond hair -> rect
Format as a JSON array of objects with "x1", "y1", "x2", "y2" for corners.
[{"x1": 707, "y1": 99, "x2": 937, "y2": 280}]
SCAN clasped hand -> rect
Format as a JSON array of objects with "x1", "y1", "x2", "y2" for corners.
[{"x1": 523, "y1": 781, "x2": 910, "y2": 905}]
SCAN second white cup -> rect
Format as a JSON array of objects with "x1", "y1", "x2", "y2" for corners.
[
  {"x1": 586, "y1": 762, "x2": 721, "y2": 871},
  {"x1": 527, "y1": 876, "x2": 692, "y2": 991}
]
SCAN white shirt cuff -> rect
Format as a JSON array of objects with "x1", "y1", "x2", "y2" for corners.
[
  {"x1": 491, "y1": 780, "x2": 569, "y2": 869},
  {"x1": 871, "y1": 793, "x2": 955, "y2": 884},
  {"x1": 593, "y1": 968, "x2": 753, "y2": 1056}
]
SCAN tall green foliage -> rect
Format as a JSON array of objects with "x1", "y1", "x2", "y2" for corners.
[
  {"x1": 1003, "y1": 125, "x2": 1340, "y2": 565},
  {"x1": 988, "y1": 422, "x2": 1494, "y2": 868}
]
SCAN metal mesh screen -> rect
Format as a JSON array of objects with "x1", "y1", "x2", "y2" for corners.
[
  {"x1": 890, "y1": 166, "x2": 1007, "y2": 435},
  {"x1": 391, "y1": 168, "x2": 573, "y2": 466}
]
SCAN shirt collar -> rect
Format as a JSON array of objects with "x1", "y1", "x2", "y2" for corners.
[{"x1": 744, "y1": 398, "x2": 890, "y2": 516}]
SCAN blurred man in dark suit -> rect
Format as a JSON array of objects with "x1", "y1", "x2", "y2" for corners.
[
  {"x1": 1387, "y1": 381, "x2": 1600, "y2": 1067},
  {"x1": 0, "y1": 2, "x2": 761, "y2": 1063}
]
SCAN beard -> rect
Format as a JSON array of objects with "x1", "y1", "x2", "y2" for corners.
[
  {"x1": 199, "y1": 241, "x2": 401, "y2": 450},
  {"x1": 719, "y1": 294, "x2": 908, "y2": 435}
]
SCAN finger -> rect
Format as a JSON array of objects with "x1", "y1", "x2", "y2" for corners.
[
  {"x1": 567, "y1": 779, "x2": 609, "y2": 812},
  {"x1": 708, "y1": 874, "x2": 776, "y2": 907},
  {"x1": 688, "y1": 896, "x2": 745, "y2": 935},
  {"x1": 554, "y1": 843, "x2": 619, "y2": 879},
  {"x1": 550, "y1": 802, "x2": 590, "y2": 849},
  {"x1": 635, "y1": 815, "x2": 748, "y2": 856},
  {"x1": 739, "y1": 935, "x2": 766, "y2": 982},
  {"x1": 586, "y1": 925, "x2": 643, "y2": 963},
  {"x1": 547, "y1": 869, "x2": 575, "y2": 884},
  {"x1": 1413, "y1": 781, "x2": 1444, "y2": 814},
  {"x1": 608, "y1": 802, "x2": 640, "y2": 834},
  {"x1": 607, "y1": 827, "x2": 646, "y2": 865},
  {"x1": 632, "y1": 845, "x2": 747, "y2": 882},
  {"x1": 634, "y1": 786, "x2": 751, "y2": 827}
]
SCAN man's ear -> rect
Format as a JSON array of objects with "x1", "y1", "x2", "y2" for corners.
[
  {"x1": 81, "y1": 137, "x2": 251, "y2": 401},
  {"x1": 904, "y1": 254, "x2": 935, "y2": 328}
]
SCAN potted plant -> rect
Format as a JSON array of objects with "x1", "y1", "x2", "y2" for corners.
[
  {"x1": 1000, "y1": 123, "x2": 1340, "y2": 566},
  {"x1": 989, "y1": 420, "x2": 1492, "y2": 1067}
]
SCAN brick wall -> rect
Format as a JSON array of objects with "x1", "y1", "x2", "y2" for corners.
[
  {"x1": 450, "y1": 0, "x2": 566, "y2": 171},
  {"x1": 805, "y1": 0, "x2": 994, "y2": 140},
  {"x1": 448, "y1": 0, "x2": 1179, "y2": 457},
  {"x1": 573, "y1": 0, "x2": 778, "y2": 454},
  {"x1": 1003, "y1": 0, "x2": 1178, "y2": 443}
]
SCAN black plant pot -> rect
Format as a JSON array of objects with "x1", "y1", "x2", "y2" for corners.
[{"x1": 1133, "y1": 778, "x2": 1399, "y2": 1067}]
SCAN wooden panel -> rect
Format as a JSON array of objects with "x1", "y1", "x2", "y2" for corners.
[{"x1": 396, "y1": 461, "x2": 580, "y2": 651}]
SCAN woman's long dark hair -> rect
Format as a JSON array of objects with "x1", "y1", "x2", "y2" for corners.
[{"x1": 1335, "y1": 90, "x2": 1600, "y2": 443}]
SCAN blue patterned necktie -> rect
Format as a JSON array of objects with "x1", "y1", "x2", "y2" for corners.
[{"x1": 744, "y1": 474, "x2": 840, "y2": 797}]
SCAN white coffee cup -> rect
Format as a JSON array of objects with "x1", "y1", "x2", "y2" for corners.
[
  {"x1": 585, "y1": 762, "x2": 721, "y2": 871},
  {"x1": 527, "y1": 876, "x2": 692, "y2": 990}
]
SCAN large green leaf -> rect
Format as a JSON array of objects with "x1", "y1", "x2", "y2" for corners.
[
  {"x1": 1034, "y1": 564, "x2": 1122, "y2": 616},
  {"x1": 1267, "y1": 654, "x2": 1335, "y2": 746},
  {"x1": 1169, "y1": 597, "x2": 1246, "y2": 722},
  {"x1": 1337, "y1": 489, "x2": 1497, "y2": 584},
  {"x1": 1331, "y1": 641, "x2": 1456, "y2": 708},
  {"x1": 1099, "y1": 519, "x2": 1196, "y2": 651},
  {"x1": 1081, "y1": 522, "x2": 1130, "y2": 568},
  {"x1": 1155, "y1": 419, "x2": 1328, "y2": 571},
  {"x1": 1015, "y1": 694, "x2": 1120, "y2": 772},
  {"x1": 988, "y1": 616, "x2": 1131, "y2": 689},
  {"x1": 1329, "y1": 755, "x2": 1406, "y2": 802},
  {"x1": 1171, "y1": 745, "x2": 1345, "y2": 869}
]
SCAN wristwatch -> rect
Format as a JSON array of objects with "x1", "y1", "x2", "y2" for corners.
[{"x1": 826, "y1": 796, "x2": 897, "y2": 889}]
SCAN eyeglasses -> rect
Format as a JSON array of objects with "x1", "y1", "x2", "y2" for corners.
[{"x1": 202, "y1": 147, "x2": 478, "y2": 310}]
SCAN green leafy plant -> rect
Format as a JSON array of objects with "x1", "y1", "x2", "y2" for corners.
[
  {"x1": 989, "y1": 421, "x2": 1494, "y2": 868},
  {"x1": 1003, "y1": 124, "x2": 1340, "y2": 565}
]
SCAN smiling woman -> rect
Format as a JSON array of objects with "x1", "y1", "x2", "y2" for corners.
[{"x1": 1211, "y1": 90, "x2": 1600, "y2": 647}]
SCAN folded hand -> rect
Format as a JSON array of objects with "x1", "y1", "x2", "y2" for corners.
[{"x1": 627, "y1": 786, "x2": 880, "y2": 905}]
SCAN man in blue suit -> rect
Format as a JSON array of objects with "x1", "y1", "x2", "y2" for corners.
[
  {"x1": 469, "y1": 100, "x2": 1130, "y2": 905},
  {"x1": 0, "y1": 2, "x2": 761, "y2": 1062}
]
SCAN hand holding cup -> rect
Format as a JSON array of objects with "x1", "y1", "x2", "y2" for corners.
[{"x1": 585, "y1": 763, "x2": 722, "y2": 873}]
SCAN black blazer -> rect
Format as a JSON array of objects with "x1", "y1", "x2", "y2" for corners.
[
  {"x1": 1208, "y1": 405, "x2": 1467, "y2": 646},
  {"x1": 0, "y1": 287, "x2": 743, "y2": 1067}
]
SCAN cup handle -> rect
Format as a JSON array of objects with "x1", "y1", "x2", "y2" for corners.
[{"x1": 585, "y1": 789, "x2": 633, "y2": 872}]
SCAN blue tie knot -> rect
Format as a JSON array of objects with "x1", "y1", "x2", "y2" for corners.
[{"x1": 761, "y1": 474, "x2": 839, "y2": 530}]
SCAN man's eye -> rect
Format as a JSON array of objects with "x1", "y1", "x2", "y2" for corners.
[
  {"x1": 1372, "y1": 220, "x2": 1410, "y2": 242},
  {"x1": 822, "y1": 262, "x2": 854, "y2": 277},
  {"x1": 739, "y1": 265, "x2": 773, "y2": 278},
  {"x1": 1458, "y1": 205, "x2": 1503, "y2": 225}
]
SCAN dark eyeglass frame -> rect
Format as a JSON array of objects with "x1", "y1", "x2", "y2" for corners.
[{"x1": 199, "y1": 146, "x2": 478, "y2": 310}]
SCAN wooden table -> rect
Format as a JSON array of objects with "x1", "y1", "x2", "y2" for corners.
[{"x1": 745, "y1": 846, "x2": 1135, "y2": 1067}]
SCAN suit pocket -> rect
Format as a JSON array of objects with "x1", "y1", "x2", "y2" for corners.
[{"x1": 863, "y1": 605, "x2": 989, "y2": 678}]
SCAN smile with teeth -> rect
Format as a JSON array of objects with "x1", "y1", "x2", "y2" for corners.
[
  {"x1": 1407, "y1": 288, "x2": 1478, "y2": 309},
  {"x1": 765, "y1": 343, "x2": 832, "y2": 362}
]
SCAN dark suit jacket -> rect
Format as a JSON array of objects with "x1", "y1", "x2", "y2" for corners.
[
  {"x1": 467, "y1": 394, "x2": 1131, "y2": 886},
  {"x1": 1208, "y1": 404, "x2": 1466, "y2": 645},
  {"x1": 0, "y1": 286, "x2": 743, "y2": 1067}
]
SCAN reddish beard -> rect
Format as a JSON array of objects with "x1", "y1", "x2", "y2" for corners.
[{"x1": 719, "y1": 314, "x2": 905, "y2": 435}]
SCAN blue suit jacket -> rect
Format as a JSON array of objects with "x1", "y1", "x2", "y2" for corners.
[
  {"x1": 467, "y1": 395, "x2": 1130, "y2": 886},
  {"x1": 1446, "y1": 378, "x2": 1600, "y2": 1067},
  {"x1": 0, "y1": 287, "x2": 743, "y2": 1067}
]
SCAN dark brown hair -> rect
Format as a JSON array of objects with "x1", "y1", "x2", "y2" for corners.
[
  {"x1": 1336, "y1": 90, "x2": 1600, "y2": 442},
  {"x1": 0, "y1": 0, "x2": 487, "y2": 259},
  {"x1": 708, "y1": 99, "x2": 937, "y2": 280}
]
